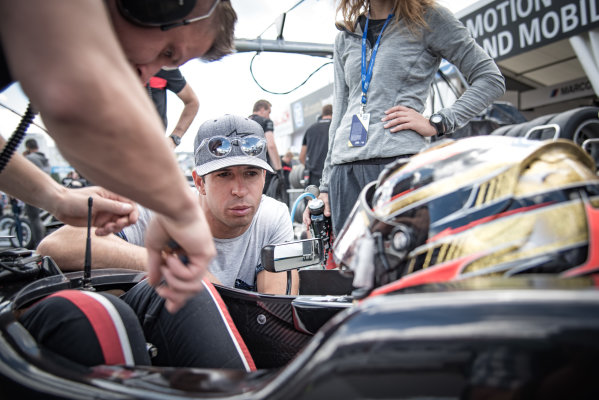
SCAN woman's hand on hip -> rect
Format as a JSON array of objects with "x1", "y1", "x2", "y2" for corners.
[{"x1": 382, "y1": 105, "x2": 437, "y2": 137}]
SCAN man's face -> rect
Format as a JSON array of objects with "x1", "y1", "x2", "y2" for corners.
[
  {"x1": 257, "y1": 106, "x2": 271, "y2": 119},
  {"x1": 106, "y1": 0, "x2": 218, "y2": 83},
  {"x1": 194, "y1": 165, "x2": 266, "y2": 238}
]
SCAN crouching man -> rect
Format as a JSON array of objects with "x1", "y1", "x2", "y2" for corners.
[
  {"x1": 38, "y1": 114, "x2": 298, "y2": 295},
  {"x1": 23, "y1": 115, "x2": 299, "y2": 370}
]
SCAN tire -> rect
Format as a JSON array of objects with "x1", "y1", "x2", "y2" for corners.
[
  {"x1": 547, "y1": 106, "x2": 599, "y2": 141},
  {"x1": 491, "y1": 114, "x2": 557, "y2": 138},
  {"x1": 0, "y1": 216, "x2": 34, "y2": 249},
  {"x1": 0, "y1": 216, "x2": 14, "y2": 247},
  {"x1": 289, "y1": 164, "x2": 305, "y2": 189}
]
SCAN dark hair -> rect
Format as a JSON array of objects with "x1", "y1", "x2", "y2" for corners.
[
  {"x1": 253, "y1": 99, "x2": 272, "y2": 112},
  {"x1": 322, "y1": 104, "x2": 333, "y2": 117},
  {"x1": 201, "y1": 1, "x2": 237, "y2": 61},
  {"x1": 25, "y1": 138, "x2": 39, "y2": 150}
]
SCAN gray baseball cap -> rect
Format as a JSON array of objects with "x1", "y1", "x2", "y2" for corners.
[{"x1": 194, "y1": 114, "x2": 274, "y2": 176}]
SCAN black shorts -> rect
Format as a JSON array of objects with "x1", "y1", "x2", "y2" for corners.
[
  {"x1": 20, "y1": 290, "x2": 150, "y2": 366},
  {"x1": 20, "y1": 281, "x2": 256, "y2": 371}
]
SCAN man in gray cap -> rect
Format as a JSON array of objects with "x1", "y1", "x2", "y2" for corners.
[
  {"x1": 38, "y1": 114, "x2": 297, "y2": 295},
  {"x1": 28, "y1": 114, "x2": 298, "y2": 370}
]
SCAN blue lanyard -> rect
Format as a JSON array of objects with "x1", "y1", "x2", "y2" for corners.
[{"x1": 361, "y1": 13, "x2": 394, "y2": 106}]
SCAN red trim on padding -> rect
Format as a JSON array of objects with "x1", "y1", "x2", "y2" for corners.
[
  {"x1": 202, "y1": 280, "x2": 257, "y2": 371},
  {"x1": 562, "y1": 203, "x2": 599, "y2": 277},
  {"x1": 48, "y1": 290, "x2": 126, "y2": 365},
  {"x1": 367, "y1": 252, "x2": 484, "y2": 299}
]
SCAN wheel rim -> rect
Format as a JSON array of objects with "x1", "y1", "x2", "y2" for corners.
[
  {"x1": 0, "y1": 216, "x2": 16, "y2": 246},
  {"x1": 10, "y1": 220, "x2": 33, "y2": 248}
]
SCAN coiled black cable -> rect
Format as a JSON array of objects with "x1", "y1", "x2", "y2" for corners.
[
  {"x1": 250, "y1": 52, "x2": 332, "y2": 96},
  {"x1": 0, "y1": 103, "x2": 37, "y2": 174}
]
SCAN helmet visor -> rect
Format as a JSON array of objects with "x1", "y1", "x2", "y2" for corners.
[{"x1": 333, "y1": 182, "x2": 379, "y2": 270}]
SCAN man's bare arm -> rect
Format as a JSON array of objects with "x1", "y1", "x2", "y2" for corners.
[
  {"x1": 37, "y1": 225, "x2": 225, "y2": 288},
  {"x1": 37, "y1": 226, "x2": 147, "y2": 272},
  {"x1": 299, "y1": 145, "x2": 308, "y2": 165},
  {"x1": 264, "y1": 131, "x2": 283, "y2": 170},
  {"x1": 256, "y1": 270, "x2": 298, "y2": 295},
  {"x1": 170, "y1": 84, "x2": 199, "y2": 140},
  {"x1": 0, "y1": 142, "x2": 137, "y2": 233}
]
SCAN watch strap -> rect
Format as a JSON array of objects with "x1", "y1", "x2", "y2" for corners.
[
  {"x1": 429, "y1": 113, "x2": 447, "y2": 136},
  {"x1": 169, "y1": 134, "x2": 181, "y2": 146}
]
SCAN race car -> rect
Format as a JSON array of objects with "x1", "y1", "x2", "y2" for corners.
[{"x1": 1, "y1": 135, "x2": 599, "y2": 399}]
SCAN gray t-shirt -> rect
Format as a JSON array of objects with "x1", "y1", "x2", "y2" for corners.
[{"x1": 121, "y1": 195, "x2": 294, "y2": 289}]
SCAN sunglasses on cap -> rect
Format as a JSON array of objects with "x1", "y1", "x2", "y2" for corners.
[{"x1": 196, "y1": 136, "x2": 267, "y2": 158}]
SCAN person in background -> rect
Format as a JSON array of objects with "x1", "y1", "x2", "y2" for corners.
[
  {"x1": 62, "y1": 170, "x2": 91, "y2": 188},
  {"x1": 147, "y1": 67, "x2": 199, "y2": 149},
  {"x1": 22, "y1": 138, "x2": 51, "y2": 248},
  {"x1": 307, "y1": 0, "x2": 505, "y2": 236},
  {"x1": 0, "y1": 0, "x2": 238, "y2": 312},
  {"x1": 0, "y1": 191, "x2": 6, "y2": 216},
  {"x1": 299, "y1": 104, "x2": 332, "y2": 188},
  {"x1": 249, "y1": 99, "x2": 284, "y2": 195},
  {"x1": 281, "y1": 150, "x2": 294, "y2": 192}
]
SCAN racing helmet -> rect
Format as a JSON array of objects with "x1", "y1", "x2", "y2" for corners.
[{"x1": 333, "y1": 136, "x2": 599, "y2": 293}]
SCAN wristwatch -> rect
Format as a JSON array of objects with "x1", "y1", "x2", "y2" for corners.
[
  {"x1": 429, "y1": 113, "x2": 447, "y2": 137},
  {"x1": 169, "y1": 134, "x2": 182, "y2": 147}
]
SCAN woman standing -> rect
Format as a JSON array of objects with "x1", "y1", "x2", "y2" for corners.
[{"x1": 311, "y1": 0, "x2": 505, "y2": 235}]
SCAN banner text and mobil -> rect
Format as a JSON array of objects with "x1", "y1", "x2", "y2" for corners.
[{"x1": 460, "y1": 0, "x2": 599, "y2": 61}]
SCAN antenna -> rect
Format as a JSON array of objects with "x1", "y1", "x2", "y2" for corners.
[
  {"x1": 275, "y1": 13, "x2": 286, "y2": 40},
  {"x1": 82, "y1": 196, "x2": 95, "y2": 291}
]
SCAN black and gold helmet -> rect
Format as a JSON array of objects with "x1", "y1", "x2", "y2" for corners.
[{"x1": 333, "y1": 136, "x2": 599, "y2": 294}]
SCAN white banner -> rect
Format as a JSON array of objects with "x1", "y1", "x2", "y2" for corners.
[
  {"x1": 520, "y1": 77, "x2": 595, "y2": 108},
  {"x1": 460, "y1": 0, "x2": 599, "y2": 61}
]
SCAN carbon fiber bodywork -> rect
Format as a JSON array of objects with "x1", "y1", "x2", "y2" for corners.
[{"x1": 1, "y1": 255, "x2": 598, "y2": 399}]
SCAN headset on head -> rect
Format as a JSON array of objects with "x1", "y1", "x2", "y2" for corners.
[{"x1": 117, "y1": 0, "x2": 197, "y2": 27}]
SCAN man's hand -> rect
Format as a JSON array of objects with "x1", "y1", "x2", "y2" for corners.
[
  {"x1": 51, "y1": 186, "x2": 138, "y2": 235},
  {"x1": 144, "y1": 205, "x2": 216, "y2": 313},
  {"x1": 302, "y1": 192, "x2": 330, "y2": 228}
]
